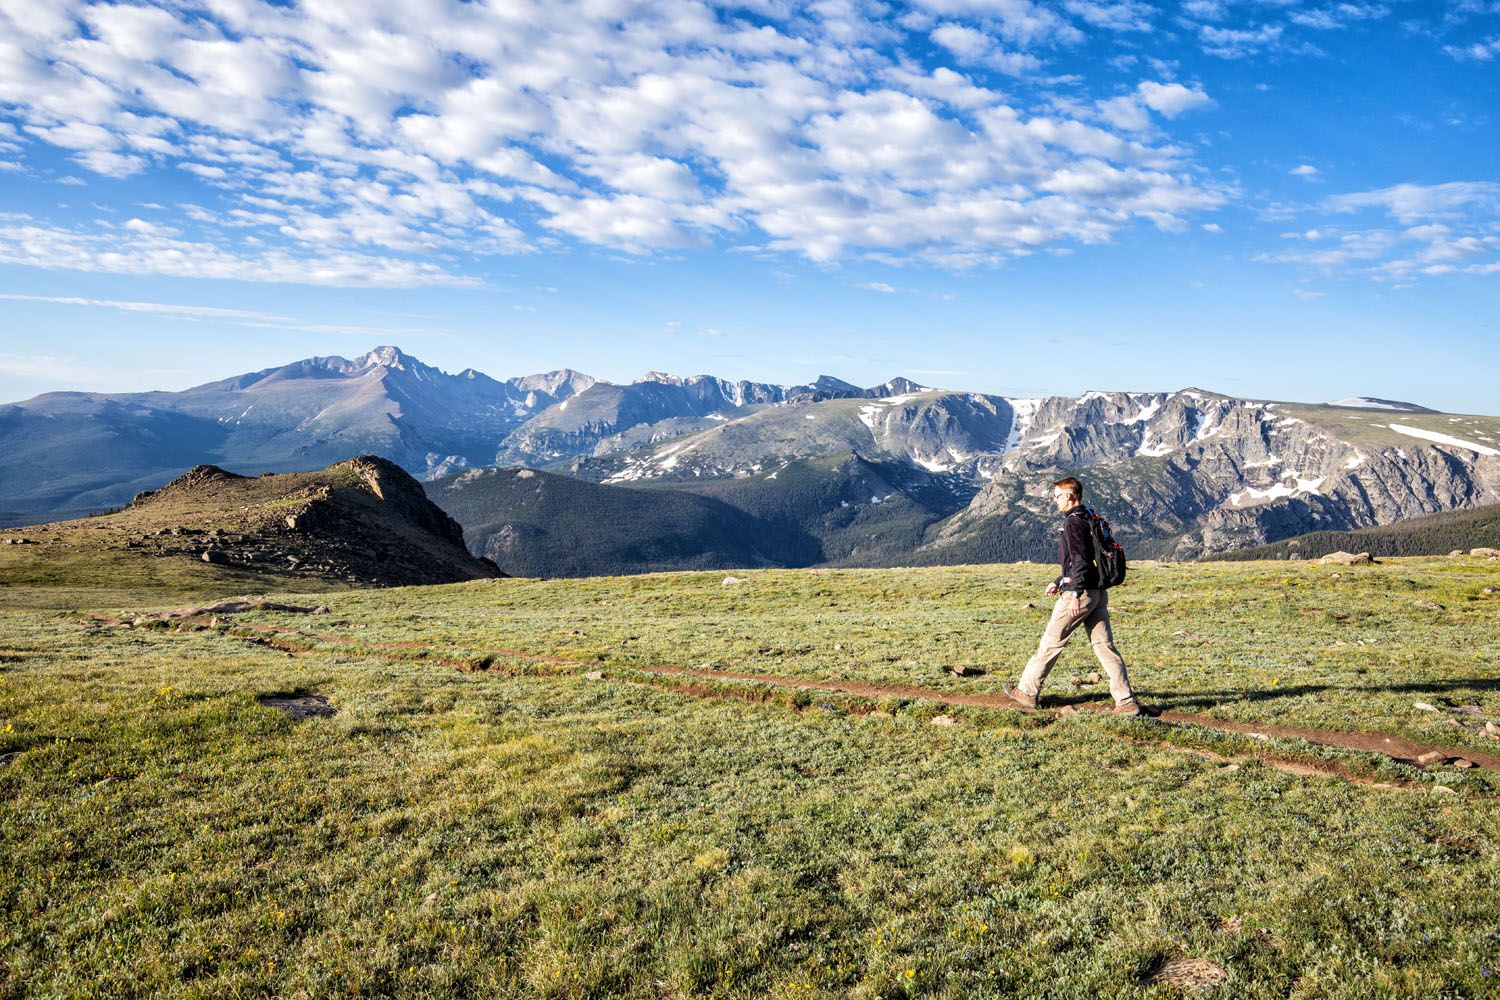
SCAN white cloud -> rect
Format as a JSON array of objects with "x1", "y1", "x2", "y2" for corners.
[
  {"x1": 857, "y1": 281, "x2": 899, "y2": 293},
  {"x1": 1095, "y1": 81, "x2": 1212, "y2": 132},
  {"x1": 0, "y1": 0, "x2": 1230, "y2": 275},
  {"x1": 1290, "y1": 164, "x2": 1319, "y2": 177},
  {"x1": 1257, "y1": 181, "x2": 1500, "y2": 282},
  {"x1": 1445, "y1": 38, "x2": 1500, "y2": 61},
  {"x1": 1137, "y1": 82, "x2": 1213, "y2": 116},
  {"x1": 0, "y1": 216, "x2": 478, "y2": 287},
  {"x1": 1199, "y1": 24, "x2": 1284, "y2": 58},
  {"x1": 1289, "y1": 5, "x2": 1391, "y2": 31}
]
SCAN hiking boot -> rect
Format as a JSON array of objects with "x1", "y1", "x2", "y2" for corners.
[
  {"x1": 1112, "y1": 699, "x2": 1144, "y2": 716},
  {"x1": 1001, "y1": 682, "x2": 1038, "y2": 711}
]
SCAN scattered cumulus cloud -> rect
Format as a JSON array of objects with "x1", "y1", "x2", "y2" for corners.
[
  {"x1": 0, "y1": 0, "x2": 1231, "y2": 280},
  {"x1": 1290, "y1": 164, "x2": 1320, "y2": 177}
]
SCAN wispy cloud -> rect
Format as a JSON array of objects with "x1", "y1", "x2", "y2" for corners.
[
  {"x1": 0, "y1": 293, "x2": 449, "y2": 338},
  {"x1": 1256, "y1": 181, "x2": 1500, "y2": 281}
]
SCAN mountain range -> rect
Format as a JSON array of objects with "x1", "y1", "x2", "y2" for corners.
[{"x1": 4, "y1": 346, "x2": 1498, "y2": 572}]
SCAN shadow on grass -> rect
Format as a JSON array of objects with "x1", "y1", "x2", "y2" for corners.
[{"x1": 1145, "y1": 677, "x2": 1500, "y2": 712}]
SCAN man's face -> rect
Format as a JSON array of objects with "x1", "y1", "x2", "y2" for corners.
[{"x1": 1052, "y1": 488, "x2": 1074, "y2": 510}]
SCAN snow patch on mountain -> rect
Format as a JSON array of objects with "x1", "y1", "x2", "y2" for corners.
[{"x1": 1385, "y1": 424, "x2": 1500, "y2": 456}]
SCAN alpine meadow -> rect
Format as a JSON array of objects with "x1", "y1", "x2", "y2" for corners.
[{"x1": 3, "y1": 0, "x2": 1500, "y2": 997}]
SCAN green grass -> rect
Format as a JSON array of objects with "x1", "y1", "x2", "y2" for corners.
[{"x1": 2, "y1": 558, "x2": 1499, "y2": 996}]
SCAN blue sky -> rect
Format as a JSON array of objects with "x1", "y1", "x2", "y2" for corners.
[{"x1": 0, "y1": 0, "x2": 1497, "y2": 411}]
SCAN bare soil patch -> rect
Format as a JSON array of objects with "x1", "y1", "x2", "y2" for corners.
[{"x1": 258, "y1": 693, "x2": 336, "y2": 719}]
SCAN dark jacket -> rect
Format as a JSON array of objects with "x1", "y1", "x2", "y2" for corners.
[{"x1": 1054, "y1": 506, "x2": 1098, "y2": 594}]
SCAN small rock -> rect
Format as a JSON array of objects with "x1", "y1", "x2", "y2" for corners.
[
  {"x1": 930, "y1": 714, "x2": 957, "y2": 727},
  {"x1": 1416, "y1": 750, "x2": 1447, "y2": 766},
  {"x1": 1485, "y1": 722, "x2": 1500, "y2": 739},
  {"x1": 1318, "y1": 550, "x2": 1373, "y2": 565},
  {"x1": 1412, "y1": 701, "x2": 1438, "y2": 712},
  {"x1": 1246, "y1": 732, "x2": 1269, "y2": 742},
  {"x1": 1413, "y1": 599, "x2": 1445, "y2": 611},
  {"x1": 1085, "y1": 671, "x2": 1102, "y2": 684},
  {"x1": 584, "y1": 670, "x2": 604, "y2": 680},
  {"x1": 1448, "y1": 549, "x2": 1464, "y2": 557},
  {"x1": 1432, "y1": 785, "x2": 1456, "y2": 795},
  {"x1": 201, "y1": 548, "x2": 228, "y2": 564},
  {"x1": 1022, "y1": 602, "x2": 1036, "y2": 609},
  {"x1": 1453, "y1": 758, "x2": 1476, "y2": 769},
  {"x1": 1057, "y1": 705, "x2": 1078, "y2": 717},
  {"x1": 951, "y1": 664, "x2": 970, "y2": 677},
  {"x1": 721, "y1": 576, "x2": 746, "y2": 586},
  {"x1": 833, "y1": 643, "x2": 843, "y2": 651},
  {"x1": 1222, "y1": 763, "x2": 1240, "y2": 772},
  {"x1": 1471, "y1": 547, "x2": 1500, "y2": 558}
]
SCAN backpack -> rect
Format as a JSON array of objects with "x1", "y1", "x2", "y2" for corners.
[{"x1": 1086, "y1": 507, "x2": 1128, "y2": 588}]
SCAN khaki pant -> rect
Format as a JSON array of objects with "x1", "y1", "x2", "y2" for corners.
[{"x1": 1017, "y1": 588, "x2": 1135, "y2": 705}]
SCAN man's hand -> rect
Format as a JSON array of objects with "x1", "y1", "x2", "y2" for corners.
[
  {"x1": 1044, "y1": 582, "x2": 1059, "y2": 596},
  {"x1": 1064, "y1": 592, "x2": 1081, "y2": 616}
]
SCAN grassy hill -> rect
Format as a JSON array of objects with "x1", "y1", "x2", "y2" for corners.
[
  {"x1": 2, "y1": 554, "x2": 1498, "y2": 995},
  {"x1": 1212, "y1": 504, "x2": 1500, "y2": 561}
]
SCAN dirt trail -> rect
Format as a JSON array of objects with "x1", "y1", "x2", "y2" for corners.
[
  {"x1": 629, "y1": 662, "x2": 1500, "y2": 773},
  {"x1": 95, "y1": 614, "x2": 1500, "y2": 778}
]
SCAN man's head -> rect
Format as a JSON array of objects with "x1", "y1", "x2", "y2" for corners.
[{"x1": 1051, "y1": 477, "x2": 1082, "y2": 511}]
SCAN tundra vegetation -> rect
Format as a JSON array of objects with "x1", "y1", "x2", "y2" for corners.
[{"x1": 1, "y1": 547, "x2": 1498, "y2": 997}]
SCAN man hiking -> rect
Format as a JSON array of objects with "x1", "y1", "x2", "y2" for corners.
[{"x1": 1003, "y1": 476, "x2": 1144, "y2": 715}]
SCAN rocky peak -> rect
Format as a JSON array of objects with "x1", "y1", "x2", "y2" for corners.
[
  {"x1": 635, "y1": 371, "x2": 685, "y2": 386},
  {"x1": 357, "y1": 346, "x2": 415, "y2": 371},
  {"x1": 510, "y1": 369, "x2": 599, "y2": 398},
  {"x1": 868, "y1": 377, "x2": 931, "y2": 398}
]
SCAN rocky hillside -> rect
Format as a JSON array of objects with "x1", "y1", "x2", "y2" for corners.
[{"x1": 1, "y1": 456, "x2": 502, "y2": 588}]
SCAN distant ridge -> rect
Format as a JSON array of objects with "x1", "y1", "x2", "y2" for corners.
[
  {"x1": 1325, "y1": 396, "x2": 1435, "y2": 413},
  {"x1": 1209, "y1": 504, "x2": 1500, "y2": 561}
]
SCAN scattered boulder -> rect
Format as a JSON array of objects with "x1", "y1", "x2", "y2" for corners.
[
  {"x1": 1413, "y1": 702, "x2": 1438, "y2": 712},
  {"x1": 584, "y1": 670, "x2": 604, "y2": 680},
  {"x1": 201, "y1": 548, "x2": 229, "y2": 564},
  {"x1": 1452, "y1": 758, "x2": 1476, "y2": 769},
  {"x1": 1416, "y1": 750, "x2": 1447, "y2": 766},
  {"x1": 930, "y1": 714, "x2": 957, "y2": 727},
  {"x1": 1413, "y1": 599, "x2": 1445, "y2": 611},
  {"x1": 1449, "y1": 549, "x2": 1464, "y2": 557},
  {"x1": 721, "y1": 576, "x2": 746, "y2": 587},
  {"x1": 1471, "y1": 547, "x2": 1500, "y2": 558},
  {"x1": 1318, "y1": 551, "x2": 1373, "y2": 565}
]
